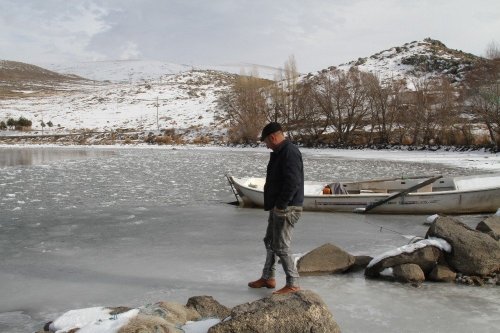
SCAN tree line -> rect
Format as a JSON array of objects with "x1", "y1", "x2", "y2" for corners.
[
  {"x1": 0, "y1": 116, "x2": 33, "y2": 130},
  {"x1": 0, "y1": 117, "x2": 55, "y2": 131},
  {"x1": 219, "y1": 49, "x2": 500, "y2": 149}
]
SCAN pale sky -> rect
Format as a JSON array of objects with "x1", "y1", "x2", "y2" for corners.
[{"x1": 1, "y1": 0, "x2": 499, "y2": 73}]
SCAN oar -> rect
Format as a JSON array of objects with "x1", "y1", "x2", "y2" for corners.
[{"x1": 353, "y1": 175, "x2": 443, "y2": 213}]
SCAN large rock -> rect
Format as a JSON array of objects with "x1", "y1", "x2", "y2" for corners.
[
  {"x1": 427, "y1": 216, "x2": 500, "y2": 276},
  {"x1": 118, "y1": 314, "x2": 178, "y2": 333},
  {"x1": 347, "y1": 255, "x2": 373, "y2": 273},
  {"x1": 365, "y1": 244, "x2": 442, "y2": 278},
  {"x1": 476, "y1": 216, "x2": 500, "y2": 241},
  {"x1": 297, "y1": 243, "x2": 355, "y2": 275},
  {"x1": 119, "y1": 302, "x2": 200, "y2": 333},
  {"x1": 186, "y1": 295, "x2": 231, "y2": 320},
  {"x1": 207, "y1": 290, "x2": 340, "y2": 333},
  {"x1": 393, "y1": 263, "x2": 425, "y2": 283},
  {"x1": 428, "y1": 264, "x2": 457, "y2": 282}
]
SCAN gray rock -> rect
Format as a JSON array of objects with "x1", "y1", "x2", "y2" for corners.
[
  {"x1": 207, "y1": 290, "x2": 341, "y2": 333},
  {"x1": 297, "y1": 243, "x2": 355, "y2": 275},
  {"x1": 428, "y1": 264, "x2": 457, "y2": 282},
  {"x1": 393, "y1": 263, "x2": 425, "y2": 283},
  {"x1": 427, "y1": 216, "x2": 500, "y2": 276},
  {"x1": 347, "y1": 255, "x2": 373, "y2": 272},
  {"x1": 476, "y1": 216, "x2": 500, "y2": 241},
  {"x1": 186, "y1": 296, "x2": 231, "y2": 320}
]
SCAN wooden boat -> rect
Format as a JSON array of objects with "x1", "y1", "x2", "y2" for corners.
[{"x1": 227, "y1": 173, "x2": 500, "y2": 214}]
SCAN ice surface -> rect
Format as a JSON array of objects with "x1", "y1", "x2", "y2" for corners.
[{"x1": 0, "y1": 147, "x2": 499, "y2": 333}]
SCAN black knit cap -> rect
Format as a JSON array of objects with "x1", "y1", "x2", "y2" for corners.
[{"x1": 260, "y1": 122, "x2": 282, "y2": 141}]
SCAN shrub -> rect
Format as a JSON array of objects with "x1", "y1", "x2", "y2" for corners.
[
  {"x1": 17, "y1": 117, "x2": 32, "y2": 127},
  {"x1": 0, "y1": 121, "x2": 6, "y2": 130},
  {"x1": 155, "y1": 135, "x2": 173, "y2": 145},
  {"x1": 7, "y1": 118, "x2": 15, "y2": 128},
  {"x1": 192, "y1": 135, "x2": 211, "y2": 144}
]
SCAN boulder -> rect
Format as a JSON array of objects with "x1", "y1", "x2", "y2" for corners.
[
  {"x1": 476, "y1": 216, "x2": 500, "y2": 241},
  {"x1": 152, "y1": 301, "x2": 200, "y2": 324},
  {"x1": 186, "y1": 295, "x2": 231, "y2": 320},
  {"x1": 365, "y1": 244, "x2": 442, "y2": 278},
  {"x1": 347, "y1": 255, "x2": 373, "y2": 272},
  {"x1": 118, "y1": 314, "x2": 178, "y2": 333},
  {"x1": 207, "y1": 290, "x2": 340, "y2": 333},
  {"x1": 427, "y1": 216, "x2": 500, "y2": 276},
  {"x1": 393, "y1": 263, "x2": 425, "y2": 283},
  {"x1": 297, "y1": 243, "x2": 355, "y2": 275},
  {"x1": 119, "y1": 302, "x2": 199, "y2": 333},
  {"x1": 428, "y1": 264, "x2": 457, "y2": 282}
]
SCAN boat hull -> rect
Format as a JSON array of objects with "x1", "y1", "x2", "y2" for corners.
[{"x1": 228, "y1": 175, "x2": 500, "y2": 214}]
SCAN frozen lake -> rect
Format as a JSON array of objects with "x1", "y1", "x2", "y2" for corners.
[{"x1": 0, "y1": 146, "x2": 499, "y2": 332}]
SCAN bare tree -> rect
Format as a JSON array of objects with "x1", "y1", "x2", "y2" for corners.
[
  {"x1": 218, "y1": 70, "x2": 271, "y2": 143},
  {"x1": 265, "y1": 55, "x2": 302, "y2": 139},
  {"x1": 465, "y1": 51, "x2": 500, "y2": 146},
  {"x1": 485, "y1": 41, "x2": 500, "y2": 60},
  {"x1": 364, "y1": 73, "x2": 402, "y2": 144},
  {"x1": 312, "y1": 68, "x2": 370, "y2": 145}
]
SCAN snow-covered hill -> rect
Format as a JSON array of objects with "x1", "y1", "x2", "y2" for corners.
[
  {"x1": 39, "y1": 60, "x2": 280, "y2": 82},
  {"x1": 1, "y1": 68, "x2": 237, "y2": 141},
  {"x1": 334, "y1": 38, "x2": 481, "y2": 86}
]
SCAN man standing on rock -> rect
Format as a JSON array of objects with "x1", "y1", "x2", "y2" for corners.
[{"x1": 248, "y1": 122, "x2": 304, "y2": 294}]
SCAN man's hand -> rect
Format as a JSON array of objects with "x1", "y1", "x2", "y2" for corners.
[{"x1": 273, "y1": 207, "x2": 287, "y2": 216}]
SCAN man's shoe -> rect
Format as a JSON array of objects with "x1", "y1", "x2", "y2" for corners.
[
  {"x1": 248, "y1": 278, "x2": 276, "y2": 289},
  {"x1": 272, "y1": 285, "x2": 301, "y2": 294}
]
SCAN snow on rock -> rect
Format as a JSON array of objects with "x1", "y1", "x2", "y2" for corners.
[
  {"x1": 335, "y1": 38, "x2": 478, "y2": 89},
  {"x1": 182, "y1": 318, "x2": 221, "y2": 333},
  {"x1": 367, "y1": 237, "x2": 451, "y2": 269},
  {"x1": 426, "y1": 214, "x2": 439, "y2": 224},
  {"x1": 49, "y1": 307, "x2": 139, "y2": 333}
]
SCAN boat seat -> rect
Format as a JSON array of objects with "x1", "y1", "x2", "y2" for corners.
[
  {"x1": 325, "y1": 182, "x2": 348, "y2": 195},
  {"x1": 360, "y1": 189, "x2": 388, "y2": 193}
]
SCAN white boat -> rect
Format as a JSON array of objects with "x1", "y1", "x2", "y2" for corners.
[{"x1": 227, "y1": 174, "x2": 500, "y2": 214}]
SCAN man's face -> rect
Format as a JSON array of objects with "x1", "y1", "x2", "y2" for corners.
[
  {"x1": 264, "y1": 133, "x2": 275, "y2": 150},
  {"x1": 264, "y1": 132, "x2": 283, "y2": 151}
]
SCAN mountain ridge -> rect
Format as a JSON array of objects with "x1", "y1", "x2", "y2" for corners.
[{"x1": 333, "y1": 38, "x2": 482, "y2": 85}]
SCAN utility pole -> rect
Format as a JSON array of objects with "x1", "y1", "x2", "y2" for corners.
[{"x1": 155, "y1": 96, "x2": 160, "y2": 132}]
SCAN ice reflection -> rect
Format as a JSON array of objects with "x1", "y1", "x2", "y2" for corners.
[{"x1": 0, "y1": 147, "x2": 115, "y2": 167}]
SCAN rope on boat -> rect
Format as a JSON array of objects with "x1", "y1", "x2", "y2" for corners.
[
  {"x1": 325, "y1": 208, "x2": 423, "y2": 244},
  {"x1": 360, "y1": 218, "x2": 425, "y2": 245}
]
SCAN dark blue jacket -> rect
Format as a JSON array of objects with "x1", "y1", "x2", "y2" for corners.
[{"x1": 264, "y1": 140, "x2": 304, "y2": 210}]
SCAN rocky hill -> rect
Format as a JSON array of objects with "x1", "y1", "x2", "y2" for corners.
[{"x1": 333, "y1": 38, "x2": 482, "y2": 86}]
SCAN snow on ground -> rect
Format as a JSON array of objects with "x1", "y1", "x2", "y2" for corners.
[
  {"x1": 38, "y1": 59, "x2": 279, "y2": 82},
  {"x1": 300, "y1": 147, "x2": 500, "y2": 172},
  {"x1": 1, "y1": 59, "x2": 279, "y2": 141},
  {"x1": 1, "y1": 69, "x2": 232, "y2": 139}
]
